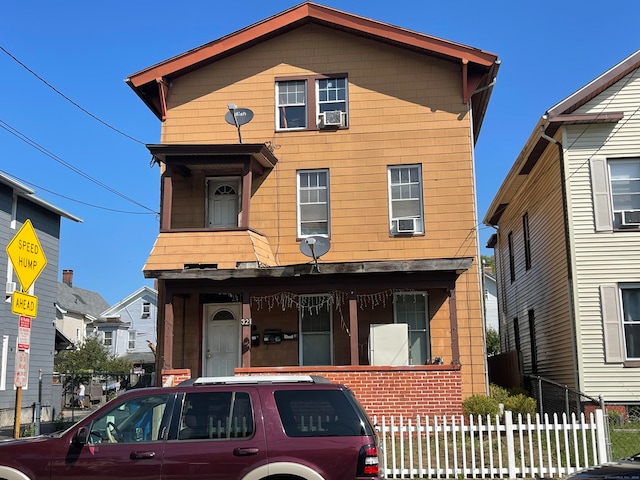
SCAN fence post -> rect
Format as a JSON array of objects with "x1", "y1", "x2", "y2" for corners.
[
  {"x1": 505, "y1": 410, "x2": 516, "y2": 479},
  {"x1": 595, "y1": 409, "x2": 608, "y2": 464}
]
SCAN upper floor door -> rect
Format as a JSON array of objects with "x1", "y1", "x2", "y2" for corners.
[{"x1": 207, "y1": 177, "x2": 240, "y2": 227}]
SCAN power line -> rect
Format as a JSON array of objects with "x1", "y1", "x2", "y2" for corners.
[
  {"x1": 0, "y1": 45, "x2": 146, "y2": 145},
  {"x1": 0, "y1": 119, "x2": 158, "y2": 214}
]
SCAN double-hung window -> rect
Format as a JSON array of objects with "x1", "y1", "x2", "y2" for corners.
[
  {"x1": 394, "y1": 292, "x2": 429, "y2": 364},
  {"x1": 621, "y1": 286, "x2": 640, "y2": 360},
  {"x1": 128, "y1": 330, "x2": 136, "y2": 350},
  {"x1": 610, "y1": 159, "x2": 640, "y2": 228},
  {"x1": 103, "y1": 331, "x2": 113, "y2": 347},
  {"x1": 276, "y1": 80, "x2": 307, "y2": 130},
  {"x1": 600, "y1": 284, "x2": 640, "y2": 363},
  {"x1": 276, "y1": 75, "x2": 348, "y2": 131},
  {"x1": 297, "y1": 169, "x2": 330, "y2": 237},
  {"x1": 388, "y1": 165, "x2": 424, "y2": 235},
  {"x1": 299, "y1": 295, "x2": 332, "y2": 366}
]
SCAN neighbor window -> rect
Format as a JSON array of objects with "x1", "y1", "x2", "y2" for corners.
[
  {"x1": 523, "y1": 213, "x2": 531, "y2": 270},
  {"x1": 621, "y1": 286, "x2": 640, "y2": 360},
  {"x1": 276, "y1": 75, "x2": 348, "y2": 131},
  {"x1": 394, "y1": 292, "x2": 429, "y2": 364},
  {"x1": 299, "y1": 295, "x2": 332, "y2": 366},
  {"x1": 297, "y1": 169, "x2": 330, "y2": 237},
  {"x1": 388, "y1": 165, "x2": 424, "y2": 235},
  {"x1": 508, "y1": 232, "x2": 515, "y2": 283},
  {"x1": 128, "y1": 331, "x2": 136, "y2": 350},
  {"x1": 142, "y1": 302, "x2": 151, "y2": 318},
  {"x1": 103, "y1": 331, "x2": 112, "y2": 347},
  {"x1": 609, "y1": 159, "x2": 640, "y2": 228}
]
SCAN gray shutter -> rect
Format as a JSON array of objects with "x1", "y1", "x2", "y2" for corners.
[
  {"x1": 590, "y1": 156, "x2": 613, "y2": 232},
  {"x1": 600, "y1": 284, "x2": 624, "y2": 363}
]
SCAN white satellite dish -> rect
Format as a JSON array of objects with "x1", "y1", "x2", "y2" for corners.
[{"x1": 299, "y1": 236, "x2": 331, "y2": 272}]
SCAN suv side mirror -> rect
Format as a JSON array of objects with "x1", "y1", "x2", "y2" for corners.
[{"x1": 73, "y1": 426, "x2": 89, "y2": 446}]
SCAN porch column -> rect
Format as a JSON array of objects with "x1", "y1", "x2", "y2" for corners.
[
  {"x1": 349, "y1": 292, "x2": 359, "y2": 365},
  {"x1": 241, "y1": 291, "x2": 252, "y2": 367},
  {"x1": 161, "y1": 165, "x2": 173, "y2": 230},
  {"x1": 449, "y1": 287, "x2": 460, "y2": 365},
  {"x1": 155, "y1": 281, "x2": 174, "y2": 386},
  {"x1": 240, "y1": 162, "x2": 252, "y2": 228}
]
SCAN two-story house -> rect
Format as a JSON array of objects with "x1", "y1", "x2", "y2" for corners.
[
  {"x1": 93, "y1": 285, "x2": 157, "y2": 373},
  {"x1": 55, "y1": 270, "x2": 110, "y2": 348},
  {"x1": 1, "y1": 173, "x2": 81, "y2": 427},
  {"x1": 127, "y1": 2, "x2": 499, "y2": 416},
  {"x1": 484, "y1": 50, "x2": 640, "y2": 416}
]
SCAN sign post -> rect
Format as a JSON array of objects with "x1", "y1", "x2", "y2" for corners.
[{"x1": 5, "y1": 219, "x2": 46, "y2": 438}]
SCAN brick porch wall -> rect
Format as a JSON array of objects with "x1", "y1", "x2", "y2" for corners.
[{"x1": 236, "y1": 365, "x2": 463, "y2": 418}]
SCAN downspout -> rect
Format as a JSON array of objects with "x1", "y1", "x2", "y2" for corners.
[{"x1": 539, "y1": 119, "x2": 581, "y2": 393}]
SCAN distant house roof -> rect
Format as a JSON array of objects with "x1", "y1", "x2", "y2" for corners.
[
  {"x1": 99, "y1": 285, "x2": 157, "y2": 319},
  {"x1": 0, "y1": 171, "x2": 82, "y2": 222},
  {"x1": 126, "y1": 1, "x2": 499, "y2": 141},
  {"x1": 483, "y1": 49, "x2": 640, "y2": 227},
  {"x1": 56, "y1": 282, "x2": 110, "y2": 320}
]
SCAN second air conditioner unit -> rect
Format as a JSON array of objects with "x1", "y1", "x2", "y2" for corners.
[
  {"x1": 622, "y1": 210, "x2": 640, "y2": 226},
  {"x1": 319, "y1": 110, "x2": 345, "y2": 128}
]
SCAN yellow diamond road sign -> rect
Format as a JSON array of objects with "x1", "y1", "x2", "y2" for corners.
[{"x1": 6, "y1": 219, "x2": 47, "y2": 292}]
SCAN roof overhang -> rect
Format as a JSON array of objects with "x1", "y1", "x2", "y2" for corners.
[{"x1": 148, "y1": 143, "x2": 278, "y2": 170}]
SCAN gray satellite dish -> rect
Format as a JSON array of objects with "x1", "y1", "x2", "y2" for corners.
[
  {"x1": 299, "y1": 236, "x2": 331, "y2": 272},
  {"x1": 225, "y1": 108, "x2": 254, "y2": 126}
]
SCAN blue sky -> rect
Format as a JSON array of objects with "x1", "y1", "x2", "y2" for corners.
[{"x1": 1, "y1": 1, "x2": 638, "y2": 304}]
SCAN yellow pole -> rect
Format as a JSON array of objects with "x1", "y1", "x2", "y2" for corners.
[{"x1": 14, "y1": 386, "x2": 22, "y2": 438}]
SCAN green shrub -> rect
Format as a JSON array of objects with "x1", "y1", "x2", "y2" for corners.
[
  {"x1": 503, "y1": 393, "x2": 536, "y2": 417},
  {"x1": 463, "y1": 394, "x2": 500, "y2": 416},
  {"x1": 489, "y1": 384, "x2": 510, "y2": 404}
]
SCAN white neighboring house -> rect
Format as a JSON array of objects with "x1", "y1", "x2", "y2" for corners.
[
  {"x1": 484, "y1": 271, "x2": 499, "y2": 333},
  {"x1": 55, "y1": 270, "x2": 110, "y2": 349},
  {"x1": 484, "y1": 49, "x2": 640, "y2": 413},
  {"x1": 91, "y1": 286, "x2": 158, "y2": 369}
]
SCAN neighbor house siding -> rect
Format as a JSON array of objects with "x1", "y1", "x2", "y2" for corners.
[
  {"x1": 495, "y1": 145, "x2": 574, "y2": 387},
  {"x1": 566, "y1": 67, "x2": 640, "y2": 401},
  {"x1": 158, "y1": 23, "x2": 486, "y2": 397}
]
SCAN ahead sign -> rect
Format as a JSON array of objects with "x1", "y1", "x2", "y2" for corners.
[
  {"x1": 11, "y1": 291, "x2": 38, "y2": 318},
  {"x1": 6, "y1": 219, "x2": 47, "y2": 291}
]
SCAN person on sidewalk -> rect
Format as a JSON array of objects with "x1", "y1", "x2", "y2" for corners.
[{"x1": 76, "y1": 382, "x2": 85, "y2": 408}]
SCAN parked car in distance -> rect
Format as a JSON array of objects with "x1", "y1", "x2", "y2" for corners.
[
  {"x1": 0, "y1": 375, "x2": 382, "y2": 480},
  {"x1": 565, "y1": 453, "x2": 640, "y2": 480}
]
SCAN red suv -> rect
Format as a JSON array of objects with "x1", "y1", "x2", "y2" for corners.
[{"x1": 0, "y1": 375, "x2": 383, "y2": 480}]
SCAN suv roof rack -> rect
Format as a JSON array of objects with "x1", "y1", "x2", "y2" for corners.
[{"x1": 180, "y1": 375, "x2": 328, "y2": 386}]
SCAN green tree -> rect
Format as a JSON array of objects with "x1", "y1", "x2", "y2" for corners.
[
  {"x1": 481, "y1": 254, "x2": 495, "y2": 273},
  {"x1": 486, "y1": 327, "x2": 500, "y2": 356},
  {"x1": 55, "y1": 336, "x2": 132, "y2": 374}
]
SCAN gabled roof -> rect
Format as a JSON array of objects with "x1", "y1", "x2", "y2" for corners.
[
  {"x1": 483, "y1": 49, "x2": 640, "y2": 227},
  {"x1": 99, "y1": 285, "x2": 157, "y2": 318},
  {"x1": 56, "y1": 282, "x2": 110, "y2": 319},
  {"x1": 126, "y1": 2, "x2": 499, "y2": 140}
]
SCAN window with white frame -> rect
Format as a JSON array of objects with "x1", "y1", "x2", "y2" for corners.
[
  {"x1": 276, "y1": 76, "x2": 348, "y2": 131},
  {"x1": 601, "y1": 284, "x2": 640, "y2": 363},
  {"x1": 621, "y1": 286, "x2": 640, "y2": 360},
  {"x1": 609, "y1": 159, "x2": 640, "y2": 228},
  {"x1": 298, "y1": 295, "x2": 332, "y2": 366},
  {"x1": 388, "y1": 165, "x2": 424, "y2": 235},
  {"x1": 128, "y1": 331, "x2": 136, "y2": 350},
  {"x1": 103, "y1": 331, "x2": 113, "y2": 347},
  {"x1": 393, "y1": 292, "x2": 429, "y2": 364},
  {"x1": 276, "y1": 80, "x2": 307, "y2": 130},
  {"x1": 297, "y1": 169, "x2": 330, "y2": 237},
  {"x1": 142, "y1": 302, "x2": 151, "y2": 318}
]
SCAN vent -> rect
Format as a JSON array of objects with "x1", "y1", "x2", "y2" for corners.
[
  {"x1": 622, "y1": 210, "x2": 640, "y2": 226},
  {"x1": 395, "y1": 218, "x2": 418, "y2": 234},
  {"x1": 319, "y1": 110, "x2": 344, "y2": 128}
]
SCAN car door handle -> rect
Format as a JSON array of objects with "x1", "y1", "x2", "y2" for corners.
[
  {"x1": 233, "y1": 447, "x2": 259, "y2": 456},
  {"x1": 130, "y1": 451, "x2": 156, "y2": 459}
]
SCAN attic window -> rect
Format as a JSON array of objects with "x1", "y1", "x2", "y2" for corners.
[{"x1": 142, "y1": 302, "x2": 151, "y2": 318}]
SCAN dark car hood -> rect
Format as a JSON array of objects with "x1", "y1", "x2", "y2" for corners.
[
  {"x1": 0, "y1": 434, "x2": 58, "y2": 446},
  {"x1": 570, "y1": 458, "x2": 640, "y2": 479}
]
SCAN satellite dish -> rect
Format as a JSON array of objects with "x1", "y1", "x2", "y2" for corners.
[
  {"x1": 225, "y1": 108, "x2": 254, "y2": 126},
  {"x1": 299, "y1": 236, "x2": 331, "y2": 258}
]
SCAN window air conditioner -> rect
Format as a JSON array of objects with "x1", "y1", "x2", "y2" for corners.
[
  {"x1": 5, "y1": 282, "x2": 16, "y2": 295},
  {"x1": 622, "y1": 210, "x2": 640, "y2": 226},
  {"x1": 395, "y1": 217, "x2": 418, "y2": 234},
  {"x1": 319, "y1": 110, "x2": 344, "y2": 127}
]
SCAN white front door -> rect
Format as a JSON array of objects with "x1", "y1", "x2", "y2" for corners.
[
  {"x1": 203, "y1": 304, "x2": 241, "y2": 376},
  {"x1": 207, "y1": 178, "x2": 240, "y2": 227}
]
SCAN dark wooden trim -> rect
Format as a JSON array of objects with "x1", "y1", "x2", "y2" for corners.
[
  {"x1": 449, "y1": 287, "x2": 460, "y2": 365},
  {"x1": 242, "y1": 291, "x2": 252, "y2": 368},
  {"x1": 349, "y1": 293, "x2": 358, "y2": 365},
  {"x1": 241, "y1": 162, "x2": 252, "y2": 228},
  {"x1": 161, "y1": 166, "x2": 173, "y2": 230}
]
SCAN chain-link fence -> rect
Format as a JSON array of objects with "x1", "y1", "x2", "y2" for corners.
[{"x1": 522, "y1": 374, "x2": 604, "y2": 417}]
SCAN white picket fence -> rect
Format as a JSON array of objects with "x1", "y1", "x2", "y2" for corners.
[{"x1": 374, "y1": 409, "x2": 608, "y2": 479}]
